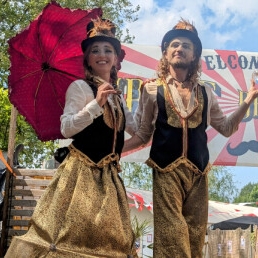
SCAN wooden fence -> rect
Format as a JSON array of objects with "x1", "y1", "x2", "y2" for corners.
[
  {"x1": 207, "y1": 226, "x2": 258, "y2": 258},
  {"x1": 0, "y1": 168, "x2": 55, "y2": 257}
]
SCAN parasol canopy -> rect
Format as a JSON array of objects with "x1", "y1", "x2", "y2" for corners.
[{"x1": 8, "y1": 1, "x2": 102, "y2": 141}]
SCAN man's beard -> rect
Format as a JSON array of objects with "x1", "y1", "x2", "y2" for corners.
[{"x1": 171, "y1": 61, "x2": 191, "y2": 70}]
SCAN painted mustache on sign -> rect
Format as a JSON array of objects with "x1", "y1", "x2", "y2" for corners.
[{"x1": 227, "y1": 140, "x2": 258, "y2": 156}]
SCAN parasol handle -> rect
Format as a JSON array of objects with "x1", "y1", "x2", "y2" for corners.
[
  {"x1": 0, "y1": 150, "x2": 16, "y2": 177},
  {"x1": 92, "y1": 76, "x2": 122, "y2": 95}
]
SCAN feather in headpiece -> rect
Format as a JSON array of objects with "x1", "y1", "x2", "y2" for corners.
[
  {"x1": 173, "y1": 18, "x2": 198, "y2": 35},
  {"x1": 81, "y1": 16, "x2": 121, "y2": 57},
  {"x1": 87, "y1": 18, "x2": 116, "y2": 38}
]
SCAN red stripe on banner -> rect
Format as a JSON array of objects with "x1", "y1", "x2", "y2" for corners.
[
  {"x1": 215, "y1": 50, "x2": 248, "y2": 92},
  {"x1": 207, "y1": 127, "x2": 220, "y2": 143},
  {"x1": 217, "y1": 99, "x2": 239, "y2": 105},
  {"x1": 213, "y1": 122, "x2": 246, "y2": 166},
  {"x1": 201, "y1": 59, "x2": 238, "y2": 96},
  {"x1": 219, "y1": 90, "x2": 239, "y2": 100},
  {"x1": 121, "y1": 45, "x2": 158, "y2": 70},
  {"x1": 118, "y1": 71, "x2": 147, "y2": 81}
]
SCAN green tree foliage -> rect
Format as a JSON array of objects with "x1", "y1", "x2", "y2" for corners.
[
  {"x1": 208, "y1": 166, "x2": 239, "y2": 203},
  {"x1": 0, "y1": 0, "x2": 139, "y2": 167},
  {"x1": 249, "y1": 185, "x2": 258, "y2": 203},
  {"x1": 120, "y1": 163, "x2": 240, "y2": 202},
  {"x1": 0, "y1": 88, "x2": 10, "y2": 148},
  {"x1": 0, "y1": 87, "x2": 57, "y2": 168},
  {"x1": 234, "y1": 182, "x2": 258, "y2": 205},
  {"x1": 120, "y1": 162, "x2": 152, "y2": 191}
]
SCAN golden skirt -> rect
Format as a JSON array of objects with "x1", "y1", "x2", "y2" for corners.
[{"x1": 5, "y1": 148, "x2": 136, "y2": 257}]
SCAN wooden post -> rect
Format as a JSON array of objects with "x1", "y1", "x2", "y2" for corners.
[{"x1": 0, "y1": 105, "x2": 17, "y2": 257}]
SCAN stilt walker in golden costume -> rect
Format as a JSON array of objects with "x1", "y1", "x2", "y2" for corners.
[
  {"x1": 123, "y1": 18, "x2": 258, "y2": 258},
  {"x1": 6, "y1": 18, "x2": 138, "y2": 258}
]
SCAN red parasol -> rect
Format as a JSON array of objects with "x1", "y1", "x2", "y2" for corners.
[{"x1": 8, "y1": 1, "x2": 102, "y2": 141}]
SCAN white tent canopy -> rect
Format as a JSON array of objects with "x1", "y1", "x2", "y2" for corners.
[
  {"x1": 208, "y1": 200, "x2": 258, "y2": 224},
  {"x1": 126, "y1": 188, "x2": 258, "y2": 225}
]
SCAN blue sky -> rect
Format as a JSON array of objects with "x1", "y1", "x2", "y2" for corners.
[
  {"x1": 123, "y1": 0, "x2": 258, "y2": 53},
  {"x1": 122, "y1": 0, "x2": 258, "y2": 191}
]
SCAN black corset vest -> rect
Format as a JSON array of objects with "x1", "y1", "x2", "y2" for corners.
[
  {"x1": 150, "y1": 84, "x2": 209, "y2": 172},
  {"x1": 72, "y1": 84, "x2": 125, "y2": 163}
]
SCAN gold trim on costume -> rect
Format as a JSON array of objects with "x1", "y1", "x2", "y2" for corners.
[
  {"x1": 103, "y1": 94, "x2": 124, "y2": 132},
  {"x1": 146, "y1": 156, "x2": 211, "y2": 176},
  {"x1": 158, "y1": 79, "x2": 205, "y2": 158},
  {"x1": 68, "y1": 144, "x2": 121, "y2": 172},
  {"x1": 163, "y1": 81, "x2": 204, "y2": 129},
  {"x1": 102, "y1": 94, "x2": 124, "y2": 153}
]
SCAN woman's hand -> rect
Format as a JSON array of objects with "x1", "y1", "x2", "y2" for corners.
[{"x1": 96, "y1": 82, "x2": 117, "y2": 107}]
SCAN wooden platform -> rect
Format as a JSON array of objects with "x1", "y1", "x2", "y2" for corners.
[{"x1": 0, "y1": 168, "x2": 55, "y2": 256}]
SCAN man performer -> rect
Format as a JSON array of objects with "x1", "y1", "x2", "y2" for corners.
[{"x1": 123, "y1": 18, "x2": 258, "y2": 258}]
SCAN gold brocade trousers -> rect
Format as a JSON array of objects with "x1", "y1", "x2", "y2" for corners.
[
  {"x1": 5, "y1": 146, "x2": 136, "y2": 258},
  {"x1": 152, "y1": 161, "x2": 209, "y2": 258}
]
